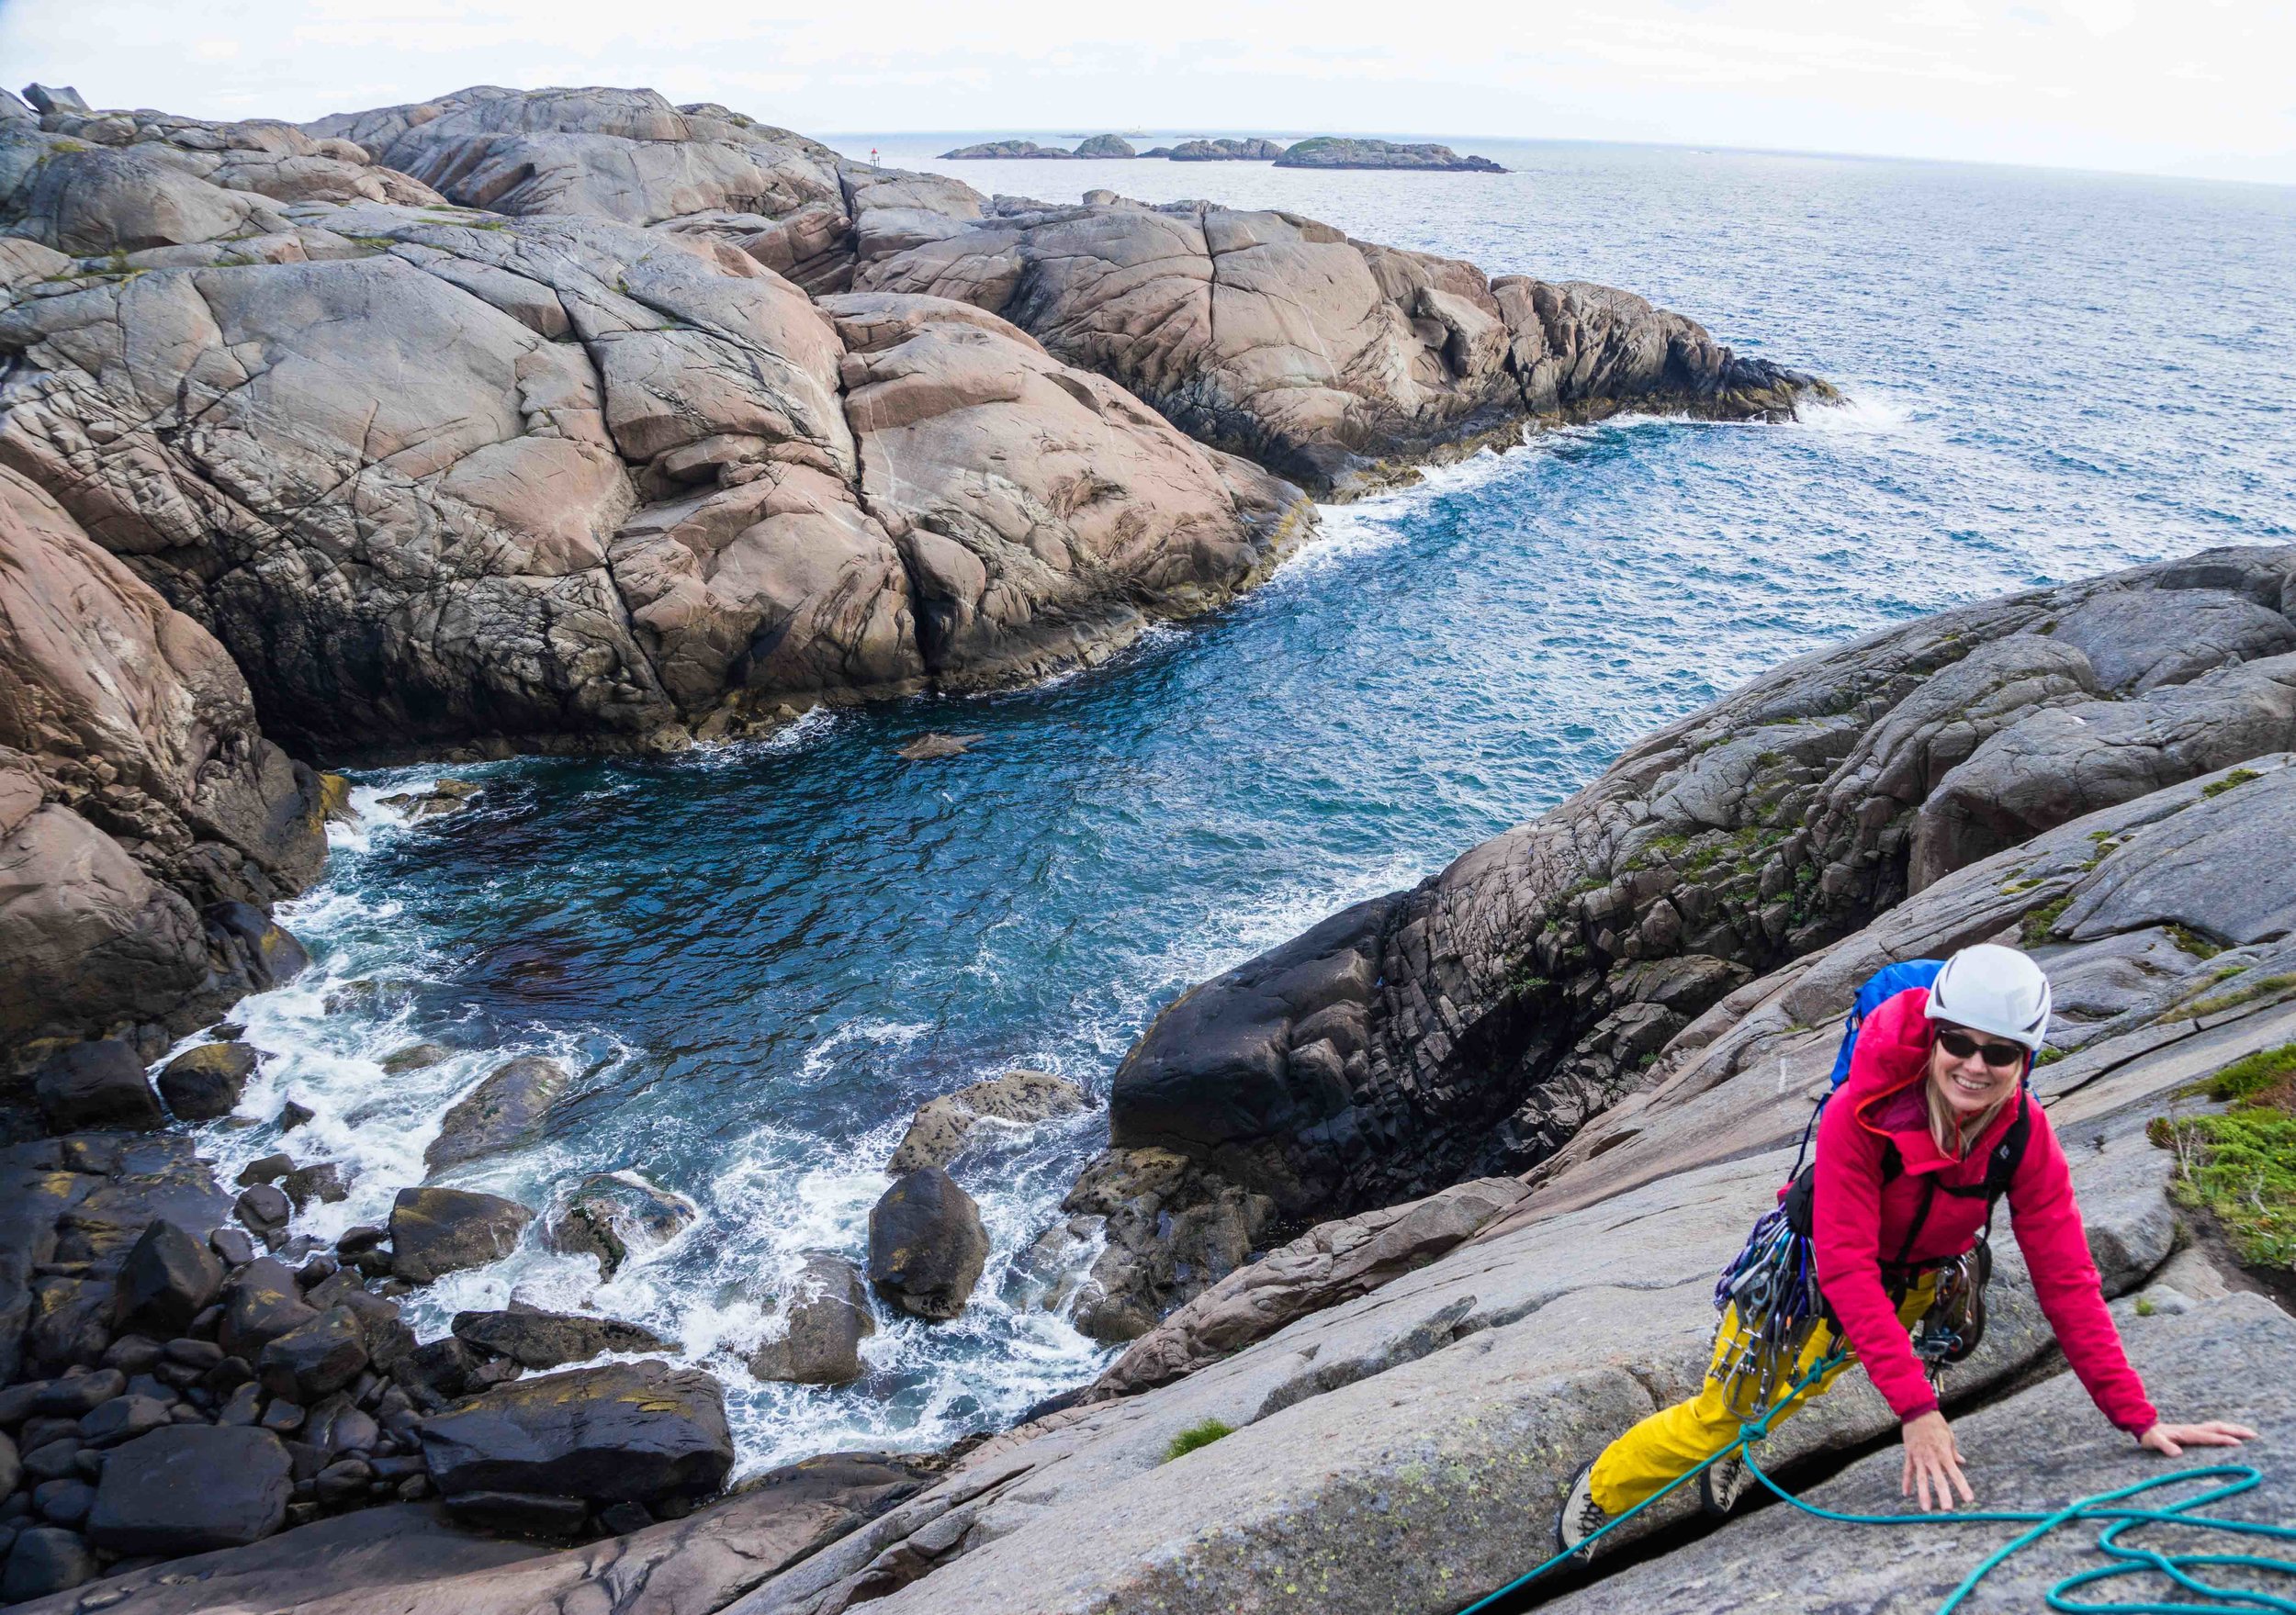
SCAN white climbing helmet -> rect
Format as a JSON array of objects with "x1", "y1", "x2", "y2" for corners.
[{"x1": 1924, "y1": 944, "x2": 2053, "y2": 1051}]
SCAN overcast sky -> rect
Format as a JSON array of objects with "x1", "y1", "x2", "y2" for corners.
[{"x1": 7, "y1": 0, "x2": 2290, "y2": 185}]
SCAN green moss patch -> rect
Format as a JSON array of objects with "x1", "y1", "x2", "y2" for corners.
[
  {"x1": 2201, "y1": 767, "x2": 2263, "y2": 799},
  {"x1": 2156, "y1": 1044, "x2": 2296, "y2": 1276},
  {"x1": 1164, "y1": 1419, "x2": 1235, "y2": 1461},
  {"x1": 2020, "y1": 894, "x2": 2074, "y2": 947}
]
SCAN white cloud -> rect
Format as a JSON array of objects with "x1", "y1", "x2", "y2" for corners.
[{"x1": 4, "y1": 0, "x2": 2289, "y2": 184}]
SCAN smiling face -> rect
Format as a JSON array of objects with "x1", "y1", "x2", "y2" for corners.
[{"x1": 1927, "y1": 1019, "x2": 2025, "y2": 1121}]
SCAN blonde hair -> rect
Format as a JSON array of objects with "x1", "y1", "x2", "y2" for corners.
[{"x1": 1926, "y1": 1042, "x2": 2013, "y2": 1159}]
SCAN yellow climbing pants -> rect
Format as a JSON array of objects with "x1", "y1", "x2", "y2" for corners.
[{"x1": 1588, "y1": 1272, "x2": 1939, "y2": 1517}]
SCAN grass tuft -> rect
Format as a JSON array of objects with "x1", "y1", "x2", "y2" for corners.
[
  {"x1": 1164, "y1": 1419, "x2": 1235, "y2": 1462},
  {"x1": 2156, "y1": 1043, "x2": 2296, "y2": 1276},
  {"x1": 2201, "y1": 768, "x2": 2263, "y2": 800}
]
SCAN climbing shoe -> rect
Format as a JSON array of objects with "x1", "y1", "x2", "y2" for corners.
[
  {"x1": 1700, "y1": 1452, "x2": 1750, "y2": 1516},
  {"x1": 1554, "y1": 1460, "x2": 1612, "y2": 1559}
]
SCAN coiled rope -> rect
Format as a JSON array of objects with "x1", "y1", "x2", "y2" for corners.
[{"x1": 1454, "y1": 1349, "x2": 2292, "y2": 1615}]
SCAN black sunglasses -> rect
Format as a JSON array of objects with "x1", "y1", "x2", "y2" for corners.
[{"x1": 1937, "y1": 1029, "x2": 2026, "y2": 1069}]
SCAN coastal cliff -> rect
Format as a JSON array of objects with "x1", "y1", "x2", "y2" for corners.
[{"x1": 0, "y1": 82, "x2": 1825, "y2": 1060}]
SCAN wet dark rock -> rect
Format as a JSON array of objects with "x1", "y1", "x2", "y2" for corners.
[
  {"x1": 423, "y1": 1056, "x2": 569, "y2": 1174},
  {"x1": 160, "y1": 1337, "x2": 221, "y2": 1369},
  {"x1": 257, "y1": 1307, "x2": 368, "y2": 1401},
  {"x1": 747, "y1": 1253, "x2": 874, "y2": 1385},
  {"x1": 335, "y1": 1226, "x2": 388, "y2": 1257},
  {"x1": 294, "y1": 1253, "x2": 339, "y2": 1288},
  {"x1": 34, "y1": 1476, "x2": 93, "y2": 1525},
  {"x1": 419, "y1": 1360, "x2": 733, "y2": 1505},
  {"x1": 280, "y1": 1162, "x2": 349, "y2": 1210},
  {"x1": 388, "y1": 1187, "x2": 534, "y2": 1284},
  {"x1": 1, "y1": 1525, "x2": 95, "y2": 1601},
  {"x1": 218, "y1": 1382, "x2": 262, "y2": 1425},
  {"x1": 867, "y1": 1168, "x2": 988, "y2": 1321},
  {"x1": 217, "y1": 1259, "x2": 318, "y2": 1361},
  {"x1": 32, "y1": 1370, "x2": 123, "y2": 1417},
  {"x1": 0, "y1": 1430, "x2": 17, "y2": 1495},
  {"x1": 111, "y1": 1220, "x2": 226, "y2": 1337},
  {"x1": 101, "y1": 1335, "x2": 163, "y2": 1374},
  {"x1": 546, "y1": 1172, "x2": 697, "y2": 1280},
  {"x1": 235, "y1": 1154, "x2": 294, "y2": 1188},
  {"x1": 380, "y1": 1042, "x2": 450, "y2": 1073},
  {"x1": 887, "y1": 1070, "x2": 1087, "y2": 1173},
  {"x1": 78, "y1": 1395, "x2": 172, "y2": 1448},
  {"x1": 234, "y1": 1183, "x2": 291, "y2": 1238},
  {"x1": 23, "y1": 1437, "x2": 81, "y2": 1481},
  {"x1": 33, "y1": 1042, "x2": 164, "y2": 1133},
  {"x1": 313, "y1": 1457, "x2": 372, "y2": 1506},
  {"x1": 260, "y1": 1398, "x2": 304, "y2": 1433},
  {"x1": 276, "y1": 1101, "x2": 315, "y2": 1132},
  {"x1": 450, "y1": 1303, "x2": 677, "y2": 1370},
  {"x1": 86, "y1": 1424, "x2": 291, "y2": 1553},
  {"x1": 154, "y1": 1042, "x2": 259, "y2": 1122}
]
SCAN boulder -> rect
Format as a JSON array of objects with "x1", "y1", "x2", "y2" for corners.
[
  {"x1": 887, "y1": 1070, "x2": 1088, "y2": 1173},
  {"x1": 379, "y1": 1042, "x2": 451, "y2": 1073},
  {"x1": 389, "y1": 1187, "x2": 534, "y2": 1284},
  {"x1": 256, "y1": 1306, "x2": 369, "y2": 1400},
  {"x1": 235, "y1": 1183, "x2": 291, "y2": 1235},
  {"x1": 33, "y1": 1041, "x2": 164, "y2": 1133},
  {"x1": 748, "y1": 1253, "x2": 875, "y2": 1385},
  {"x1": 1072, "y1": 134, "x2": 1137, "y2": 159},
  {"x1": 217, "y1": 1259, "x2": 319, "y2": 1361},
  {"x1": 155, "y1": 1041, "x2": 260, "y2": 1121},
  {"x1": 78, "y1": 1394, "x2": 172, "y2": 1448},
  {"x1": 1, "y1": 1526, "x2": 95, "y2": 1601},
  {"x1": 450, "y1": 1303, "x2": 677, "y2": 1369},
  {"x1": 424, "y1": 1056, "x2": 568, "y2": 1172},
  {"x1": 419, "y1": 1360, "x2": 733, "y2": 1504},
  {"x1": 546, "y1": 1172, "x2": 697, "y2": 1279},
  {"x1": 111, "y1": 1219, "x2": 226, "y2": 1338},
  {"x1": 867, "y1": 1168, "x2": 988, "y2": 1320},
  {"x1": 85, "y1": 1424, "x2": 291, "y2": 1554}
]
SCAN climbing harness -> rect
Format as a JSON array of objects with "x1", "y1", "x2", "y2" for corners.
[
  {"x1": 1454, "y1": 1347, "x2": 2295, "y2": 1615},
  {"x1": 1709, "y1": 955, "x2": 2033, "y2": 1419}
]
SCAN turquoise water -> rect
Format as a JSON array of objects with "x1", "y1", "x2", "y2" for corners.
[{"x1": 194, "y1": 140, "x2": 2296, "y2": 1473}]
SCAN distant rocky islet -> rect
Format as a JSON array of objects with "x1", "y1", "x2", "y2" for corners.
[{"x1": 940, "y1": 131, "x2": 1507, "y2": 171}]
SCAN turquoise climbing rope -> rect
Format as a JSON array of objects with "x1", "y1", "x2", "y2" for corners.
[{"x1": 1454, "y1": 1349, "x2": 2293, "y2": 1615}]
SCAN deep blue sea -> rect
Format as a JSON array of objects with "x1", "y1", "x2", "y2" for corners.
[{"x1": 193, "y1": 137, "x2": 2296, "y2": 1474}]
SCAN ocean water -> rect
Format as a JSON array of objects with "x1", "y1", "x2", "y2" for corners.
[{"x1": 186, "y1": 139, "x2": 2296, "y2": 1475}]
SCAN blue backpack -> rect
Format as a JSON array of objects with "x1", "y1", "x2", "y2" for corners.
[{"x1": 1824, "y1": 959, "x2": 1945, "y2": 1091}]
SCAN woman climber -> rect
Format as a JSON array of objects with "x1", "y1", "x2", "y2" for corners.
[{"x1": 1556, "y1": 943, "x2": 2256, "y2": 1554}]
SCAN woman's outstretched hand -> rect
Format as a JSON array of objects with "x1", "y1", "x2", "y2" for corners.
[
  {"x1": 2139, "y1": 1419, "x2": 2257, "y2": 1456},
  {"x1": 1901, "y1": 1410, "x2": 1975, "y2": 1511}
]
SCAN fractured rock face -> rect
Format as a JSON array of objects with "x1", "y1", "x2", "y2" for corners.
[
  {"x1": 0, "y1": 470, "x2": 325, "y2": 1053},
  {"x1": 860, "y1": 198, "x2": 1825, "y2": 495}
]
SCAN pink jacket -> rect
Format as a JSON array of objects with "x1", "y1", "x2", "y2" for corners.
[{"x1": 1811, "y1": 988, "x2": 2156, "y2": 1433}]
